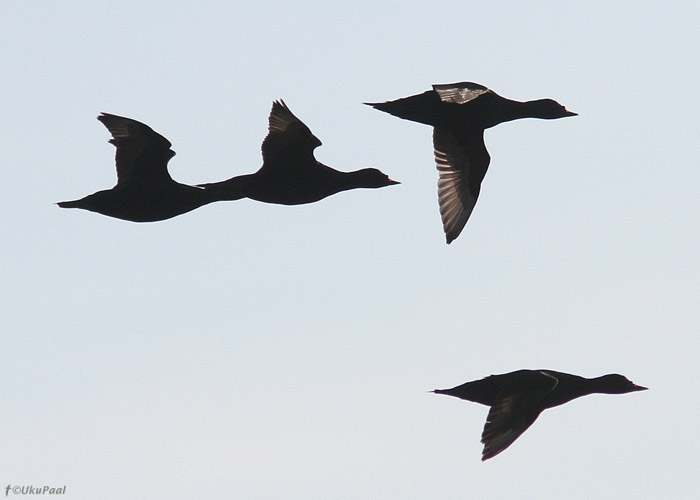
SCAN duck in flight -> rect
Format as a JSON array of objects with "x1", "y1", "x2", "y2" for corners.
[
  {"x1": 199, "y1": 100, "x2": 398, "y2": 204},
  {"x1": 434, "y1": 369, "x2": 647, "y2": 460},
  {"x1": 366, "y1": 82, "x2": 576, "y2": 243},
  {"x1": 58, "y1": 113, "x2": 215, "y2": 222},
  {"x1": 60, "y1": 104, "x2": 397, "y2": 221}
]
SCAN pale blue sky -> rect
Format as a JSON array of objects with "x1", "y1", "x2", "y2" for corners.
[{"x1": 1, "y1": 1, "x2": 698, "y2": 499}]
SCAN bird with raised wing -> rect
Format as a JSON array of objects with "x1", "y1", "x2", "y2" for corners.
[
  {"x1": 434, "y1": 369, "x2": 646, "y2": 460},
  {"x1": 366, "y1": 82, "x2": 576, "y2": 243},
  {"x1": 200, "y1": 100, "x2": 399, "y2": 204},
  {"x1": 58, "y1": 113, "x2": 214, "y2": 222}
]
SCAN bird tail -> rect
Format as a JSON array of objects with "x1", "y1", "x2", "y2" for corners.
[
  {"x1": 56, "y1": 200, "x2": 80, "y2": 209},
  {"x1": 365, "y1": 90, "x2": 442, "y2": 126}
]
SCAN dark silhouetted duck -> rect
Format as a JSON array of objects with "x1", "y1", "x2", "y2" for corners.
[
  {"x1": 59, "y1": 113, "x2": 214, "y2": 222},
  {"x1": 199, "y1": 100, "x2": 398, "y2": 204},
  {"x1": 434, "y1": 369, "x2": 646, "y2": 460},
  {"x1": 366, "y1": 82, "x2": 576, "y2": 243}
]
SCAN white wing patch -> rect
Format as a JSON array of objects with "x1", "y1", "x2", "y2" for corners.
[{"x1": 433, "y1": 82, "x2": 489, "y2": 104}]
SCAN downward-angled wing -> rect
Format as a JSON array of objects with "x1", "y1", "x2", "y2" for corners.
[
  {"x1": 98, "y1": 113, "x2": 175, "y2": 185},
  {"x1": 433, "y1": 127, "x2": 490, "y2": 244},
  {"x1": 480, "y1": 372, "x2": 558, "y2": 460}
]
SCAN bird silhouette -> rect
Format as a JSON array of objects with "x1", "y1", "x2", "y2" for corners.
[
  {"x1": 366, "y1": 82, "x2": 576, "y2": 243},
  {"x1": 199, "y1": 100, "x2": 398, "y2": 204},
  {"x1": 434, "y1": 369, "x2": 646, "y2": 460},
  {"x1": 58, "y1": 113, "x2": 214, "y2": 222}
]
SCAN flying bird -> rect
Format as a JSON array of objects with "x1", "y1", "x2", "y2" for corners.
[
  {"x1": 199, "y1": 100, "x2": 399, "y2": 204},
  {"x1": 434, "y1": 369, "x2": 646, "y2": 460},
  {"x1": 58, "y1": 113, "x2": 214, "y2": 222},
  {"x1": 366, "y1": 82, "x2": 576, "y2": 243}
]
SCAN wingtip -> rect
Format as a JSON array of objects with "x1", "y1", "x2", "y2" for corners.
[
  {"x1": 480, "y1": 446, "x2": 500, "y2": 461},
  {"x1": 445, "y1": 227, "x2": 465, "y2": 244},
  {"x1": 270, "y1": 100, "x2": 290, "y2": 116}
]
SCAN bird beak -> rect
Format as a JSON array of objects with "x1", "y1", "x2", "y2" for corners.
[
  {"x1": 564, "y1": 109, "x2": 578, "y2": 117},
  {"x1": 388, "y1": 179, "x2": 401, "y2": 185},
  {"x1": 632, "y1": 384, "x2": 648, "y2": 391}
]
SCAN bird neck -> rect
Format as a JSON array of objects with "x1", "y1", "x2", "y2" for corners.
[
  {"x1": 550, "y1": 375, "x2": 618, "y2": 408},
  {"x1": 490, "y1": 98, "x2": 552, "y2": 126},
  {"x1": 541, "y1": 372, "x2": 591, "y2": 408},
  {"x1": 339, "y1": 169, "x2": 368, "y2": 188},
  {"x1": 200, "y1": 175, "x2": 250, "y2": 201}
]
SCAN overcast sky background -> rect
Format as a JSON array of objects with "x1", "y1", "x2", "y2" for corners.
[{"x1": 1, "y1": 2, "x2": 698, "y2": 499}]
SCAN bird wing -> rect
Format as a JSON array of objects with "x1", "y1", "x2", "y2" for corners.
[
  {"x1": 97, "y1": 113, "x2": 175, "y2": 185},
  {"x1": 432, "y1": 82, "x2": 490, "y2": 104},
  {"x1": 260, "y1": 100, "x2": 322, "y2": 173},
  {"x1": 433, "y1": 127, "x2": 490, "y2": 243},
  {"x1": 480, "y1": 373, "x2": 558, "y2": 460}
]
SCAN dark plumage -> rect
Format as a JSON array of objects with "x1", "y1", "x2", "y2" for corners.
[
  {"x1": 58, "y1": 113, "x2": 214, "y2": 222},
  {"x1": 366, "y1": 82, "x2": 576, "y2": 243},
  {"x1": 199, "y1": 100, "x2": 398, "y2": 204},
  {"x1": 434, "y1": 369, "x2": 647, "y2": 461}
]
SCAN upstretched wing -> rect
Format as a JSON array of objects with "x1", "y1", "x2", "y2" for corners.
[
  {"x1": 432, "y1": 82, "x2": 490, "y2": 104},
  {"x1": 480, "y1": 372, "x2": 558, "y2": 460},
  {"x1": 97, "y1": 113, "x2": 175, "y2": 185},
  {"x1": 433, "y1": 127, "x2": 490, "y2": 244},
  {"x1": 260, "y1": 100, "x2": 322, "y2": 172}
]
